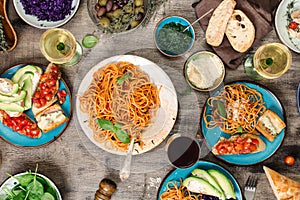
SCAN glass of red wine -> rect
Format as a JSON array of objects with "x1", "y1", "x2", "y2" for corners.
[{"x1": 165, "y1": 134, "x2": 201, "y2": 169}]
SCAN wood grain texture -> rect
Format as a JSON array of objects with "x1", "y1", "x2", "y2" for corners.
[{"x1": 0, "y1": 0, "x2": 300, "y2": 199}]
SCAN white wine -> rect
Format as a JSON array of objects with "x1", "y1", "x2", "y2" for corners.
[
  {"x1": 253, "y1": 43, "x2": 292, "y2": 79},
  {"x1": 40, "y1": 28, "x2": 80, "y2": 65}
]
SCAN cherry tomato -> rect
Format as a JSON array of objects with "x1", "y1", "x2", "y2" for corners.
[
  {"x1": 289, "y1": 21, "x2": 298, "y2": 30},
  {"x1": 284, "y1": 155, "x2": 295, "y2": 166}
]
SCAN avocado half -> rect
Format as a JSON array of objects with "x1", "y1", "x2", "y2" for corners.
[
  {"x1": 192, "y1": 168, "x2": 226, "y2": 200},
  {"x1": 182, "y1": 176, "x2": 223, "y2": 199},
  {"x1": 208, "y1": 169, "x2": 236, "y2": 199}
]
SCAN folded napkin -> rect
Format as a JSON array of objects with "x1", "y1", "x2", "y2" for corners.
[{"x1": 193, "y1": 0, "x2": 280, "y2": 69}]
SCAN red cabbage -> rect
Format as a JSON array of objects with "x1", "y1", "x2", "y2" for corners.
[{"x1": 20, "y1": 0, "x2": 74, "y2": 22}]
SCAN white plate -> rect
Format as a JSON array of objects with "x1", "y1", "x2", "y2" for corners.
[
  {"x1": 76, "y1": 55, "x2": 178, "y2": 155},
  {"x1": 13, "y1": 0, "x2": 80, "y2": 29},
  {"x1": 0, "y1": 172, "x2": 62, "y2": 200},
  {"x1": 275, "y1": 0, "x2": 300, "y2": 53}
]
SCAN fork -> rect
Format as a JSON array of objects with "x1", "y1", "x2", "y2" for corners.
[{"x1": 244, "y1": 175, "x2": 258, "y2": 200}]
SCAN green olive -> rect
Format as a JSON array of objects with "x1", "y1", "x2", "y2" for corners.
[
  {"x1": 98, "y1": 17, "x2": 110, "y2": 29},
  {"x1": 106, "y1": 11, "x2": 114, "y2": 19},
  {"x1": 130, "y1": 20, "x2": 140, "y2": 28},
  {"x1": 98, "y1": 0, "x2": 108, "y2": 6},
  {"x1": 134, "y1": 0, "x2": 143, "y2": 7},
  {"x1": 122, "y1": 14, "x2": 131, "y2": 23},
  {"x1": 134, "y1": 7, "x2": 145, "y2": 15},
  {"x1": 123, "y1": 5, "x2": 133, "y2": 13},
  {"x1": 113, "y1": 9, "x2": 123, "y2": 18}
]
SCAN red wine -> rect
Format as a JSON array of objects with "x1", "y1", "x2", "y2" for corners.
[{"x1": 167, "y1": 136, "x2": 200, "y2": 168}]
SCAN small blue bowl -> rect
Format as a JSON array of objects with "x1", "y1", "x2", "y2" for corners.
[{"x1": 154, "y1": 16, "x2": 195, "y2": 57}]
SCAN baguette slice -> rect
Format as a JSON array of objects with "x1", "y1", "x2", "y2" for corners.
[
  {"x1": 32, "y1": 63, "x2": 61, "y2": 116},
  {"x1": 212, "y1": 133, "x2": 265, "y2": 155},
  {"x1": 263, "y1": 166, "x2": 300, "y2": 200},
  {"x1": 225, "y1": 10, "x2": 255, "y2": 53},
  {"x1": 35, "y1": 104, "x2": 68, "y2": 132},
  {"x1": 256, "y1": 110, "x2": 286, "y2": 142},
  {"x1": 205, "y1": 0, "x2": 236, "y2": 46}
]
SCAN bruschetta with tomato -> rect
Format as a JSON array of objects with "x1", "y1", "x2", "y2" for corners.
[
  {"x1": 212, "y1": 134, "x2": 266, "y2": 155},
  {"x1": 0, "y1": 110, "x2": 41, "y2": 138},
  {"x1": 32, "y1": 63, "x2": 60, "y2": 116}
]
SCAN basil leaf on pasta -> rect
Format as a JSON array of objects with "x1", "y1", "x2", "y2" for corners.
[
  {"x1": 116, "y1": 74, "x2": 131, "y2": 85},
  {"x1": 116, "y1": 129, "x2": 130, "y2": 144},
  {"x1": 217, "y1": 100, "x2": 227, "y2": 118},
  {"x1": 97, "y1": 119, "x2": 114, "y2": 131}
]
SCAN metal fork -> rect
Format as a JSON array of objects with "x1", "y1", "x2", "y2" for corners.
[{"x1": 244, "y1": 175, "x2": 258, "y2": 200}]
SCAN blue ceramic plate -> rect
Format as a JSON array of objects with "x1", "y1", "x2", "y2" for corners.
[
  {"x1": 157, "y1": 160, "x2": 242, "y2": 199},
  {"x1": 0, "y1": 64, "x2": 72, "y2": 148},
  {"x1": 201, "y1": 81, "x2": 286, "y2": 165}
]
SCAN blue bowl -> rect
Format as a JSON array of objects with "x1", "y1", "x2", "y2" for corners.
[{"x1": 154, "y1": 16, "x2": 195, "y2": 57}]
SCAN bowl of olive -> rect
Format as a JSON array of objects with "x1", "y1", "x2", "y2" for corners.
[
  {"x1": 154, "y1": 15, "x2": 195, "y2": 57},
  {"x1": 88, "y1": 0, "x2": 149, "y2": 33}
]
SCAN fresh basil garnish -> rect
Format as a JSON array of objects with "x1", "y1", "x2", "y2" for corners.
[
  {"x1": 96, "y1": 119, "x2": 130, "y2": 144},
  {"x1": 96, "y1": 119, "x2": 114, "y2": 131},
  {"x1": 237, "y1": 126, "x2": 243, "y2": 133},
  {"x1": 217, "y1": 100, "x2": 227, "y2": 118},
  {"x1": 116, "y1": 129, "x2": 130, "y2": 144},
  {"x1": 116, "y1": 74, "x2": 131, "y2": 85}
]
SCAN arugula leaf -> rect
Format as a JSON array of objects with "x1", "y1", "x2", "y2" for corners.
[
  {"x1": 116, "y1": 74, "x2": 131, "y2": 85},
  {"x1": 217, "y1": 100, "x2": 227, "y2": 118},
  {"x1": 237, "y1": 126, "x2": 243, "y2": 133},
  {"x1": 96, "y1": 119, "x2": 114, "y2": 131},
  {"x1": 116, "y1": 129, "x2": 130, "y2": 144}
]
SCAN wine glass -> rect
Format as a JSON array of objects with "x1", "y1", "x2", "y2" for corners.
[
  {"x1": 244, "y1": 43, "x2": 292, "y2": 80},
  {"x1": 40, "y1": 28, "x2": 82, "y2": 67}
]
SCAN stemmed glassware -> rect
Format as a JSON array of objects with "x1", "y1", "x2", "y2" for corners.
[
  {"x1": 244, "y1": 43, "x2": 292, "y2": 80},
  {"x1": 40, "y1": 28, "x2": 82, "y2": 67}
]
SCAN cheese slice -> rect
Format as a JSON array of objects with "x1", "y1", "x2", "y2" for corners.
[{"x1": 263, "y1": 166, "x2": 300, "y2": 200}]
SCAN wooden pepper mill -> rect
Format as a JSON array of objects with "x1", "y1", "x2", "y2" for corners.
[{"x1": 95, "y1": 178, "x2": 117, "y2": 200}]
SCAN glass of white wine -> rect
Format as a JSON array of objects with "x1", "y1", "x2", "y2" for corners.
[
  {"x1": 244, "y1": 43, "x2": 292, "y2": 80},
  {"x1": 40, "y1": 28, "x2": 83, "y2": 67}
]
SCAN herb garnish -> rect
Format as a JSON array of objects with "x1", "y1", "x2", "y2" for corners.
[
  {"x1": 117, "y1": 74, "x2": 131, "y2": 85},
  {"x1": 0, "y1": 15, "x2": 10, "y2": 52},
  {"x1": 96, "y1": 119, "x2": 130, "y2": 143},
  {"x1": 217, "y1": 100, "x2": 227, "y2": 118}
]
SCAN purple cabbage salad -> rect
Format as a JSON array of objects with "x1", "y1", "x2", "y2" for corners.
[{"x1": 20, "y1": 0, "x2": 74, "y2": 22}]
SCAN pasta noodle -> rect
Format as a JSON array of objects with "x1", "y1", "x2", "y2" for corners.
[
  {"x1": 204, "y1": 84, "x2": 266, "y2": 134},
  {"x1": 79, "y1": 61, "x2": 160, "y2": 151},
  {"x1": 160, "y1": 180, "x2": 201, "y2": 200}
]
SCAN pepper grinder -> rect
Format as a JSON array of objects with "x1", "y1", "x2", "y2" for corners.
[{"x1": 95, "y1": 178, "x2": 117, "y2": 200}]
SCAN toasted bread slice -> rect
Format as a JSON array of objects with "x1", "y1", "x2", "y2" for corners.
[
  {"x1": 263, "y1": 166, "x2": 300, "y2": 200},
  {"x1": 212, "y1": 133, "x2": 265, "y2": 155},
  {"x1": 256, "y1": 110, "x2": 286, "y2": 142},
  {"x1": 35, "y1": 104, "x2": 68, "y2": 132},
  {"x1": 205, "y1": 0, "x2": 236, "y2": 46},
  {"x1": 32, "y1": 63, "x2": 61, "y2": 116},
  {"x1": 225, "y1": 10, "x2": 255, "y2": 53},
  {"x1": 0, "y1": 110, "x2": 42, "y2": 138}
]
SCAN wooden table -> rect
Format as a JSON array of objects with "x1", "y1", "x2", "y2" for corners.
[{"x1": 1, "y1": 0, "x2": 300, "y2": 199}]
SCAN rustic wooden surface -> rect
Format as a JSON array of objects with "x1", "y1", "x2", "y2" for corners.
[{"x1": 1, "y1": 0, "x2": 300, "y2": 199}]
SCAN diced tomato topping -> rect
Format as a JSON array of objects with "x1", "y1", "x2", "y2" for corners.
[
  {"x1": 33, "y1": 65, "x2": 60, "y2": 108},
  {"x1": 216, "y1": 135, "x2": 259, "y2": 155},
  {"x1": 289, "y1": 21, "x2": 298, "y2": 30},
  {"x1": 1, "y1": 111, "x2": 41, "y2": 138},
  {"x1": 57, "y1": 90, "x2": 67, "y2": 104}
]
